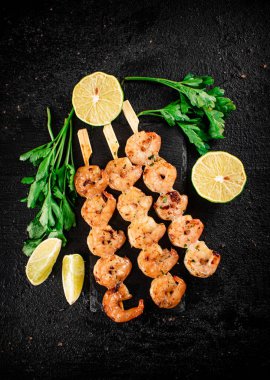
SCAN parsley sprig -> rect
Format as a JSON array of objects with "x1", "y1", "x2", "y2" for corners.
[
  {"x1": 125, "y1": 74, "x2": 236, "y2": 155},
  {"x1": 20, "y1": 108, "x2": 77, "y2": 256}
]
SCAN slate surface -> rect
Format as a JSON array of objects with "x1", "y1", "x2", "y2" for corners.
[{"x1": 1, "y1": 0, "x2": 270, "y2": 379}]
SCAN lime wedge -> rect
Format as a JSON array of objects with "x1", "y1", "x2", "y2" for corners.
[
  {"x1": 62, "y1": 254, "x2": 85, "y2": 305},
  {"x1": 26, "y1": 238, "x2": 62, "y2": 286}
]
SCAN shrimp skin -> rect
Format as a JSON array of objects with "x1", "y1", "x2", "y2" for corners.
[
  {"x1": 150, "y1": 273, "x2": 186, "y2": 309},
  {"x1": 102, "y1": 283, "x2": 144, "y2": 323},
  {"x1": 154, "y1": 190, "x2": 188, "y2": 221},
  {"x1": 128, "y1": 216, "x2": 166, "y2": 249},
  {"x1": 143, "y1": 158, "x2": 177, "y2": 194},
  {"x1": 137, "y1": 244, "x2": 179, "y2": 278},
  {"x1": 125, "y1": 131, "x2": 161, "y2": 166},
  {"x1": 94, "y1": 255, "x2": 132, "y2": 289},
  {"x1": 74, "y1": 165, "x2": 109, "y2": 198},
  {"x1": 184, "y1": 241, "x2": 221, "y2": 278},
  {"x1": 168, "y1": 215, "x2": 204, "y2": 248},
  {"x1": 81, "y1": 191, "x2": 116, "y2": 227},
  {"x1": 117, "y1": 187, "x2": 153, "y2": 222},
  {"x1": 87, "y1": 225, "x2": 126, "y2": 257},
  {"x1": 105, "y1": 157, "x2": 142, "y2": 192}
]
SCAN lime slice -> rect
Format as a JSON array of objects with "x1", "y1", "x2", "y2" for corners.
[
  {"x1": 26, "y1": 238, "x2": 62, "y2": 286},
  {"x1": 62, "y1": 254, "x2": 85, "y2": 305},
  {"x1": 72, "y1": 71, "x2": 123, "y2": 126},
  {"x1": 191, "y1": 151, "x2": 247, "y2": 203}
]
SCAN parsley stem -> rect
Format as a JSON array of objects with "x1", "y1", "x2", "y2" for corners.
[{"x1": 47, "y1": 107, "x2": 54, "y2": 140}]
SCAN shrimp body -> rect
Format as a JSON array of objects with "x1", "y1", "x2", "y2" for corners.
[
  {"x1": 87, "y1": 225, "x2": 126, "y2": 257},
  {"x1": 117, "y1": 187, "x2": 153, "y2": 222},
  {"x1": 137, "y1": 244, "x2": 179, "y2": 278},
  {"x1": 168, "y1": 215, "x2": 204, "y2": 248},
  {"x1": 143, "y1": 158, "x2": 177, "y2": 194},
  {"x1": 102, "y1": 283, "x2": 144, "y2": 323},
  {"x1": 150, "y1": 273, "x2": 186, "y2": 309},
  {"x1": 74, "y1": 165, "x2": 109, "y2": 198},
  {"x1": 94, "y1": 255, "x2": 132, "y2": 288},
  {"x1": 81, "y1": 191, "x2": 116, "y2": 227},
  {"x1": 184, "y1": 241, "x2": 221, "y2": 278},
  {"x1": 154, "y1": 190, "x2": 188, "y2": 221},
  {"x1": 125, "y1": 131, "x2": 161, "y2": 166},
  {"x1": 105, "y1": 157, "x2": 142, "y2": 192},
  {"x1": 128, "y1": 216, "x2": 166, "y2": 249}
]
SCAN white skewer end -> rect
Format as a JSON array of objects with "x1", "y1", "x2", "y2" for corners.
[
  {"x1": 103, "y1": 124, "x2": 119, "y2": 159},
  {"x1": 122, "y1": 100, "x2": 139, "y2": 134},
  {"x1": 77, "y1": 128, "x2": 92, "y2": 166}
]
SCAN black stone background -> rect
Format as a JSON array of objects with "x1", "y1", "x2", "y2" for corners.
[{"x1": 1, "y1": 0, "x2": 270, "y2": 379}]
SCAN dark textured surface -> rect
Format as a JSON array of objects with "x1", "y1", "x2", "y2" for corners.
[{"x1": 1, "y1": 0, "x2": 270, "y2": 379}]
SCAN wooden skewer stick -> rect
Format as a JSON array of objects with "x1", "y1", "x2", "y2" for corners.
[
  {"x1": 103, "y1": 123, "x2": 119, "y2": 160},
  {"x1": 77, "y1": 128, "x2": 92, "y2": 166},
  {"x1": 122, "y1": 100, "x2": 139, "y2": 134}
]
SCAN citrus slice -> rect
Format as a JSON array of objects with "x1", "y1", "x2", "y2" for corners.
[
  {"x1": 72, "y1": 71, "x2": 123, "y2": 126},
  {"x1": 62, "y1": 254, "x2": 85, "y2": 305},
  {"x1": 191, "y1": 151, "x2": 247, "y2": 203},
  {"x1": 26, "y1": 238, "x2": 62, "y2": 286}
]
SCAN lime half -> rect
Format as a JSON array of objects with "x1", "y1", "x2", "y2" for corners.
[
  {"x1": 72, "y1": 71, "x2": 123, "y2": 126},
  {"x1": 192, "y1": 151, "x2": 246, "y2": 203}
]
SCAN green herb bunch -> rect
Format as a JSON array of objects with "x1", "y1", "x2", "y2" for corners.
[
  {"x1": 125, "y1": 74, "x2": 236, "y2": 155},
  {"x1": 20, "y1": 108, "x2": 77, "y2": 256}
]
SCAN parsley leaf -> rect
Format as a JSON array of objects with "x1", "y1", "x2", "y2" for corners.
[{"x1": 20, "y1": 108, "x2": 77, "y2": 255}]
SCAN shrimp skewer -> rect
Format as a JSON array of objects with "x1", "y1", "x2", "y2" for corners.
[{"x1": 76, "y1": 129, "x2": 143, "y2": 322}]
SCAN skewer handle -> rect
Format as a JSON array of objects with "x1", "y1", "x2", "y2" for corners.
[
  {"x1": 103, "y1": 124, "x2": 119, "y2": 159},
  {"x1": 122, "y1": 100, "x2": 139, "y2": 134},
  {"x1": 77, "y1": 128, "x2": 92, "y2": 166}
]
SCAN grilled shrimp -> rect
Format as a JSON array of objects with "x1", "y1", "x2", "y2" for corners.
[
  {"x1": 87, "y1": 225, "x2": 126, "y2": 257},
  {"x1": 184, "y1": 241, "x2": 221, "y2": 278},
  {"x1": 154, "y1": 190, "x2": 188, "y2": 221},
  {"x1": 128, "y1": 215, "x2": 166, "y2": 249},
  {"x1": 102, "y1": 283, "x2": 144, "y2": 323},
  {"x1": 105, "y1": 157, "x2": 142, "y2": 192},
  {"x1": 168, "y1": 215, "x2": 204, "y2": 248},
  {"x1": 143, "y1": 157, "x2": 177, "y2": 194},
  {"x1": 150, "y1": 273, "x2": 186, "y2": 309},
  {"x1": 81, "y1": 191, "x2": 116, "y2": 227},
  {"x1": 137, "y1": 244, "x2": 179, "y2": 278},
  {"x1": 94, "y1": 255, "x2": 132, "y2": 288},
  {"x1": 74, "y1": 165, "x2": 109, "y2": 198},
  {"x1": 125, "y1": 131, "x2": 161, "y2": 166},
  {"x1": 117, "y1": 187, "x2": 153, "y2": 222}
]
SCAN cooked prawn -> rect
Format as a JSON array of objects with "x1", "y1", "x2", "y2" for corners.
[
  {"x1": 143, "y1": 157, "x2": 177, "y2": 194},
  {"x1": 137, "y1": 244, "x2": 179, "y2": 278},
  {"x1": 150, "y1": 273, "x2": 186, "y2": 309},
  {"x1": 74, "y1": 165, "x2": 109, "y2": 198},
  {"x1": 105, "y1": 157, "x2": 142, "y2": 192},
  {"x1": 168, "y1": 215, "x2": 204, "y2": 248},
  {"x1": 128, "y1": 215, "x2": 166, "y2": 249},
  {"x1": 154, "y1": 190, "x2": 188, "y2": 221},
  {"x1": 125, "y1": 131, "x2": 161, "y2": 166},
  {"x1": 94, "y1": 255, "x2": 132, "y2": 288},
  {"x1": 102, "y1": 283, "x2": 144, "y2": 323},
  {"x1": 184, "y1": 241, "x2": 221, "y2": 278},
  {"x1": 81, "y1": 191, "x2": 116, "y2": 227},
  {"x1": 87, "y1": 225, "x2": 126, "y2": 257},
  {"x1": 117, "y1": 187, "x2": 153, "y2": 222}
]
